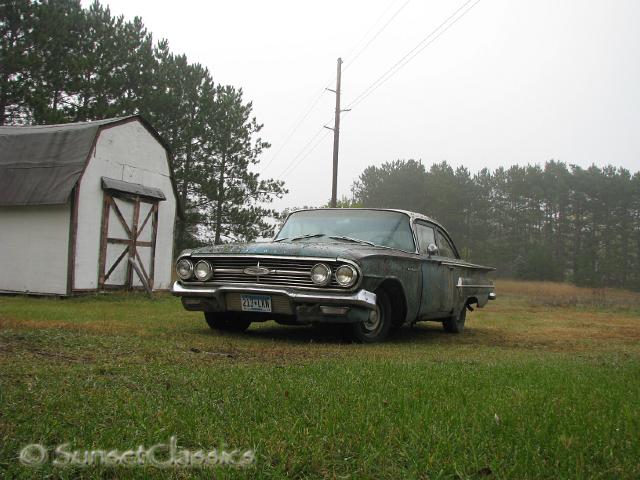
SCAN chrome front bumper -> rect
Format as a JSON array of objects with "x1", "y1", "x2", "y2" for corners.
[{"x1": 171, "y1": 281, "x2": 377, "y2": 310}]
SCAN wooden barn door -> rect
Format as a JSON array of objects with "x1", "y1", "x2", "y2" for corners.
[{"x1": 98, "y1": 192, "x2": 159, "y2": 291}]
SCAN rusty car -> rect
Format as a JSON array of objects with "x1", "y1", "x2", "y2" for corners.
[{"x1": 172, "y1": 208, "x2": 496, "y2": 342}]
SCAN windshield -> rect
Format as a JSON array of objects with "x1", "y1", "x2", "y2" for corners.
[{"x1": 275, "y1": 210, "x2": 416, "y2": 252}]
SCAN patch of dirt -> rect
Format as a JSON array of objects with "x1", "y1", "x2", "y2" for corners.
[
  {"x1": 177, "y1": 324, "x2": 353, "y2": 365},
  {"x1": 0, "y1": 334, "x2": 95, "y2": 364},
  {"x1": 0, "y1": 315, "x2": 152, "y2": 337}
]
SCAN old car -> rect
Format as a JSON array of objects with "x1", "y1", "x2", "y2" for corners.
[{"x1": 172, "y1": 208, "x2": 496, "y2": 342}]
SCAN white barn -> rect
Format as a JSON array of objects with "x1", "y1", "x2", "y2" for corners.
[{"x1": 0, "y1": 116, "x2": 179, "y2": 295}]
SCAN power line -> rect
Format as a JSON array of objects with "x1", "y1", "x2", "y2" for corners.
[
  {"x1": 261, "y1": 0, "x2": 411, "y2": 176},
  {"x1": 343, "y1": 0, "x2": 411, "y2": 72},
  {"x1": 277, "y1": 125, "x2": 331, "y2": 179},
  {"x1": 276, "y1": 126, "x2": 324, "y2": 177},
  {"x1": 279, "y1": 0, "x2": 482, "y2": 189},
  {"x1": 282, "y1": 130, "x2": 332, "y2": 179},
  {"x1": 280, "y1": 0, "x2": 482, "y2": 186},
  {"x1": 342, "y1": 0, "x2": 400, "y2": 60},
  {"x1": 346, "y1": 0, "x2": 481, "y2": 110},
  {"x1": 259, "y1": 83, "x2": 329, "y2": 174}
]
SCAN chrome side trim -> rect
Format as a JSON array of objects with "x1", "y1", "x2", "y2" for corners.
[
  {"x1": 456, "y1": 278, "x2": 495, "y2": 289},
  {"x1": 171, "y1": 282, "x2": 377, "y2": 310},
  {"x1": 457, "y1": 285, "x2": 495, "y2": 289},
  {"x1": 443, "y1": 260, "x2": 496, "y2": 271}
]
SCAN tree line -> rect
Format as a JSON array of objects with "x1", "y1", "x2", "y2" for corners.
[
  {"x1": 351, "y1": 160, "x2": 640, "y2": 290},
  {"x1": 1, "y1": 0, "x2": 286, "y2": 248}
]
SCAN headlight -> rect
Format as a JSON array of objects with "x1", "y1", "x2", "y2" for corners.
[
  {"x1": 176, "y1": 258, "x2": 193, "y2": 280},
  {"x1": 310, "y1": 263, "x2": 331, "y2": 286},
  {"x1": 335, "y1": 264, "x2": 357, "y2": 287},
  {"x1": 194, "y1": 260, "x2": 213, "y2": 281}
]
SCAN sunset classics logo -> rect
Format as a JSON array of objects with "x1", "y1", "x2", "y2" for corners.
[{"x1": 19, "y1": 436, "x2": 255, "y2": 469}]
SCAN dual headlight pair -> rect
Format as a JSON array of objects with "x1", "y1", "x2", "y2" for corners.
[
  {"x1": 176, "y1": 259, "x2": 212, "y2": 281},
  {"x1": 176, "y1": 259, "x2": 358, "y2": 287},
  {"x1": 310, "y1": 263, "x2": 357, "y2": 287}
]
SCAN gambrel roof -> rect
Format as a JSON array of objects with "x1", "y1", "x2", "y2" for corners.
[{"x1": 0, "y1": 116, "x2": 179, "y2": 209}]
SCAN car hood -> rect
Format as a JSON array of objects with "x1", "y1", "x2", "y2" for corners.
[{"x1": 187, "y1": 241, "x2": 410, "y2": 261}]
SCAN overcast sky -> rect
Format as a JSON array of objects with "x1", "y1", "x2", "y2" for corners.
[{"x1": 82, "y1": 0, "x2": 640, "y2": 210}]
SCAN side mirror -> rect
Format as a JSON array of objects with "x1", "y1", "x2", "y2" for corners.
[{"x1": 427, "y1": 243, "x2": 439, "y2": 257}]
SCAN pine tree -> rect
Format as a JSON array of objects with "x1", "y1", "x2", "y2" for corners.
[
  {"x1": 198, "y1": 86, "x2": 286, "y2": 244},
  {"x1": 0, "y1": 0, "x2": 34, "y2": 125}
]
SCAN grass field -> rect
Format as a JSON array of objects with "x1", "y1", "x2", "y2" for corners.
[{"x1": 1, "y1": 280, "x2": 639, "y2": 479}]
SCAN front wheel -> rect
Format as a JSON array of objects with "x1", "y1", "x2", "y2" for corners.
[
  {"x1": 443, "y1": 307, "x2": 466, "y2": 333},
  {"x1": 205, "y1": 312, "x2": 251, "y2": 332},
  {"x1": 352, "y1": 289, "x2": 393, "y2": 343}
]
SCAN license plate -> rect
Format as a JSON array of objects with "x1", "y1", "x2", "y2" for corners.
[{"x1": 240, "y1": 294, "x2": 272, "y2": 313}]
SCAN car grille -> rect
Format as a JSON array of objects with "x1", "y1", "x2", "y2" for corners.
[{"x1": 190, "y1": 256, "x2": 350, "y2": 289}]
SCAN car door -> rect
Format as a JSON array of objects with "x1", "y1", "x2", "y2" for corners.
[
  {"x1": 414, "y1": 221, "x2": 454, "y2": 318},
  {"x1": 434, "y1": 227, "x2": 458, "y2": 312}
]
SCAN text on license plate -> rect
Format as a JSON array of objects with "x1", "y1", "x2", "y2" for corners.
[{"x1": 240, "y1": 294, "x2": 272, "y2": 312}]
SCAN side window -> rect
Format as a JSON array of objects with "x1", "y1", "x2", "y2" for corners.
[
  {"x1": 415, "y1": 222, "x2": 436, "y2": 255},
  {"x1": 436, "y1": 229, "x2": 456, "y2": 258}
]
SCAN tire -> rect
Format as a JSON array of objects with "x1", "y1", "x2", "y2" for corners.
[
  {"x1": 204, "y1": 312, "x2": 251, "y2": 332},
  {"x1": 352, "y1": 289, "x2": 393, "y2": 343},
  {"x1": 443, "y1": 307, "x2": 466, "y2": 333}
]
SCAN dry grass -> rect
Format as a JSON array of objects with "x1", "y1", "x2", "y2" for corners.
[
  {"x1": 1, "y1": 281, "x2": 639, "y2": 363},
  {"x1": 495, "y1": 279, "x2": 640, "y2": 308},
  {"x1": 2, "y1": 280, "x2": 639, "y2": 371}
]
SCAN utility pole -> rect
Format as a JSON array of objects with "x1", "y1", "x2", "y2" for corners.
[{"x1": 325, "y1": 57, "x2": 349, "y2": 208}]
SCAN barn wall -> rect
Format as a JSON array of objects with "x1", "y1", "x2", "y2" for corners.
[
  {"x1": 0, "y1": 204, "x2": 70, "y2": 295},
  {"x1": 74, "y1": 120, "x2": 176, "y2": 291}
]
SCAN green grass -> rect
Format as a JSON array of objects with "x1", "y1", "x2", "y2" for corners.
[{"x1": 1, "y1": 284, "x2": 640, "y2": 479}]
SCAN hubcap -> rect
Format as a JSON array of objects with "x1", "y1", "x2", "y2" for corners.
[{"x1": 363, "y1": 307, "x2": 382, "y2": 333}]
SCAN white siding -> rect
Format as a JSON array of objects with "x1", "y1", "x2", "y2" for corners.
[
  {"x1": 74, "y1": 120, "x2": 176, "y2": 290},
  {"x1": 0, "y1": 204, "x2": 70, "y2": 295}
]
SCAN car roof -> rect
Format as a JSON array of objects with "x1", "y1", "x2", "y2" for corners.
[{"x1": 289, "y1": 208, "x2": 449, "y2": 233}]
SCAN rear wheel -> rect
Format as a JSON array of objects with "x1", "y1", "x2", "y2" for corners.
[
  {"x1": 352, "y1": 289, "x2": 393, "y2": 343},
  {"x1": 205, "y1": 312, "x2": 251, "y2": 332},
  {"x1": 443, "y1": 307, "x2": 466, "y2": 333}
]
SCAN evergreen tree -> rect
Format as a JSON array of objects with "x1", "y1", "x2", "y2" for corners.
[
  {"x1": 0, "y1": 0, "x2": 34, "y2": 124},
  {"x1": 198, "y1": 86, "x2": 286, "y2": 244},
  {"x1": 351, "y1": 159, "x2": 640, "y2": 290},
  {"x1": 1, "y1": 0, "x2": 286, "y2": 249}
]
